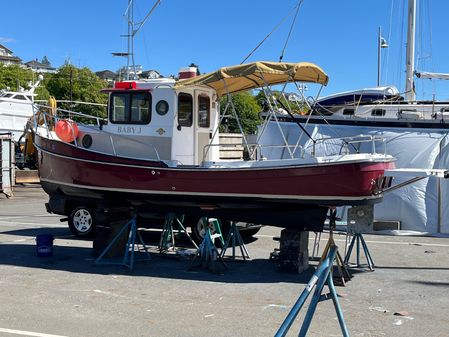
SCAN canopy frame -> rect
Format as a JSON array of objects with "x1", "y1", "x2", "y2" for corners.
[{"x1": 176, "y1": 61, "x2": 329, "y2": 162}]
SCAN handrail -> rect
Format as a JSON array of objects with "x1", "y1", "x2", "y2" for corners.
[
  {"x1": 202, "y1": 134, "x2": 387, "y2": 162},
  {"x1": 34, "y1": 107, "x2": 161, "y2": 162}
]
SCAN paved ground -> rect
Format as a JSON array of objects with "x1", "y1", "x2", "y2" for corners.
[{"x1": 0, "y1": 185, "x2": 448, "y2": 337}]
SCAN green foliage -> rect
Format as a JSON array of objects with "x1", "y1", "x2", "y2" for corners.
[
  {"x1": 0, "y1": 65, "x2": 51, "y2": 99},
  {"x1": 46, "y1": 64, "x2": 108, "y2": 118},
  {"x1": 255, "y1": 90, "x2": 309, "y2": 115},
  {"x1": 220, "y1": 91, "x2": 262, "y2": 134},
  {"x1": 0, "y1": 64, "x2": 32, "y2": 91},
  {"x1": 41, "y1": 56, "x2": 50, "y2": 66}
]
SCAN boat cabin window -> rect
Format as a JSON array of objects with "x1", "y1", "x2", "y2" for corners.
[
  {"x1": 198, "y1": 94, "x2": 210, "y2": 128},
  {"x1": 342, "y1": 109, "x2": 355, "y2": 116},
  {"x1": 14, "y1": 95, "x2": 27, "y2": 101},
  {"x1": 371, "y1": 109, "x2": 386, "y2": 117},
  {"x1": 109, "y1": 92, "x2": 151, "y2": 124},
  {"x1": 178, "y1": 93, "x2": 193, "y2": 127}
]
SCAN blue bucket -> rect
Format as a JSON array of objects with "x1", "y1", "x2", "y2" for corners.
[{"x1": 36, "y1": 234, "x2": 54, "y2": 257}]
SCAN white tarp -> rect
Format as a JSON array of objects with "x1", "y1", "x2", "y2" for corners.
[{"x1": 258, "y1": 122, "x2": 449, "y2": 234}]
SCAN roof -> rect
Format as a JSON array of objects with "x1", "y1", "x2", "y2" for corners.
[
  {"x1": 96, "y1": 70, "x2": 116, "y2": 77},
  {"x1": 25, "y1": 60, "x2": 54, "y2": 69},
  {"x1": 174, "y1": 61, "x2": 328, "y2": 97},
  {"x1": 0, "y1": 44, "x2": 13, "y2": 54}
]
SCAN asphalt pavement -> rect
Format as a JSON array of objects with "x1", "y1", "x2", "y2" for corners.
[{"x1": 0, "y1": 185, "x2": 448, "y2": 337}]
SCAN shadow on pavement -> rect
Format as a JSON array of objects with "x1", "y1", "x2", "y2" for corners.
[
  {"x1": 0, "y1": 242, "x2": 317, "y2": 285},
  {"x1": 0, "y1": 227, "x2": 315, "y2": 285}
]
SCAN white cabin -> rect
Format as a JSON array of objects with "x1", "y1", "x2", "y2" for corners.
[{"x1": 77, "y1": 78, "x2": 221, "y2": 165}]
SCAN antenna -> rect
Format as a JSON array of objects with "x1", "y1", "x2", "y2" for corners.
[{"x1": 112, "y1": 0, "x2": 162, "y2": 80}]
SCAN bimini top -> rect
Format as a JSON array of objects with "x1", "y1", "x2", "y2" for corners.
[{"x1": 174, "y1": 61, "x2": 329, "y2": 97}]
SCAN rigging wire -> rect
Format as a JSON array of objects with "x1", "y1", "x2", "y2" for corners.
[
  {"x1": 240, "y1": 2, "x2": 302, "y2": 64},
  {"x1": 279, "y1": 0, "x2": 303, "y2": 62}
]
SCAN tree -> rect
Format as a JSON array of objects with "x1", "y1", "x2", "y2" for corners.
[
  {"x1": 41, "y1": 56, "x2": 51, "y2": 66},
  {"x1": 0, "y1": 64, "x2": 50, "y2": 99},
  {"x1": 46, "y1": 64, "x2": 108, "y2": 117},
  {"x1": 220, "y1": 91, "x2": 262, "y2": 134},
  {"x1": 189, "y1": 63, "x2": 201, "y2": 75},
  {"x1": 255, "y1": 90, "x2": 309, "y2": 115}
]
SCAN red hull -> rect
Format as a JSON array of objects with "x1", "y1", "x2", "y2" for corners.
[{"x1": 35, "y1": 134, "x2": 394, "y2": 204}]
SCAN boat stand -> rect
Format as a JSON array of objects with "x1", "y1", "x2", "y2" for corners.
[
  {"x1": 220, "y1": 221, "x2": 250, "y2": 261},
  {"x1": 95, "y1": 212, "x2": 151, "y2": 270},
  {"x1": 274, "y1": 245, "x2": 349, "y2": 337},
  {"x1": 344, "y1": 233, "x2": 375, "y2": 271},
  {"x1": 189, "y1": 226, "x2": 226, "y2": 273},
  {"x1": 321, "y1": 210, "x2": 351, "y2": 285},
  {"x1": 158, "y1": 213, "x2": 198, "y2": 253}
]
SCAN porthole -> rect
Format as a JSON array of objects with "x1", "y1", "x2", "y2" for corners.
[
  {"x1": 82, "y1": 134, "x2": 93, "y2": 148},
  {"x1": 156, "y1": 100, "x2": 169, "y2": 116}
]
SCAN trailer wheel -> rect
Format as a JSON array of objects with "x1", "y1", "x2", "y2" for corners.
[
  {"x1": 68, "y1": 206, "x2": 95, "y2": 237},
  {"x1": 189, "y1": 217, "x2": 229, "y2": 246}
]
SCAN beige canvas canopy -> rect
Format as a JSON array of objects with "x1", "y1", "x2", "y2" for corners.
[{"x1": 174, "y1": 61, "x2": 328, "y2": 97}]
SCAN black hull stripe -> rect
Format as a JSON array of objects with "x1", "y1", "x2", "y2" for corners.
[{"x1": 278, "y1": 117, "x2": 449, "y2": 129}]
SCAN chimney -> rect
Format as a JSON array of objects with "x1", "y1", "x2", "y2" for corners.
[{"x1": 178, "y1": 67, "x2": 197, "y2": 79}]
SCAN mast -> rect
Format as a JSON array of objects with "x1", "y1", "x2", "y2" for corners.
[
  {"x1": 126, "y1": 0, "x2": 134, "y2": 80},
  {"x1": 405, "y1": 0, "x2": 416, "y2": 101},
  {"x1": 113, "y1": 0, "x2": 161, "y2": 80}
]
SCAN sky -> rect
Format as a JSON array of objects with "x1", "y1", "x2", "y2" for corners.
[{"x1": 2, "y1": 0, "x2": 449, "y2": 99}]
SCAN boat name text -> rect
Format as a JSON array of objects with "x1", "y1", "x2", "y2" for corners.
[{"x1": 117, "y1": 126, "x2": 142, "y2": 134}]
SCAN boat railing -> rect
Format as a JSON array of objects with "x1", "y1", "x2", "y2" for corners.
[
  {"x1": 33, "y1": 105, "x2": 161, "y2": 162},
  {"x1": 203, "y1": 134, "x2": 387, "y2": 161},
  {"x1": 311, "y1": 135, "x2": 387, "y2": 156}
]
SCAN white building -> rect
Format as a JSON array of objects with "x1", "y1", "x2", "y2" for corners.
[{"x1": 0, "y1": 44, "x2": 21, "y2": 65}]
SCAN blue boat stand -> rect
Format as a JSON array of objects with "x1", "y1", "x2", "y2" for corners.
[
  {"x1": 220, "y1": 221, "x2": 250, "y2": 261},
  {"x1": 94, "y1": 211, "x2": 151, "y2": 270},
  {"x1": 344, "y1": 232, "x2": 375, "y2": 271},
  {"x1": 158, "y1": 213, "x2": 198, "y2": 253},
  {"x1": 274, "y1": 245, "x2": 349, "y2": 337},
  {"x1": 189, "y1": 223, "x2": 227, "y2": 273}
]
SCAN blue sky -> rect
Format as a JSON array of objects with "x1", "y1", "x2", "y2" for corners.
[{"x1": 2, "y1": 0, "x2": 449, "y2": 99}]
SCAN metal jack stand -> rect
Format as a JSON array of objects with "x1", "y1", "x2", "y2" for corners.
[
  {"x1": 320, "y1": 210, "x2": 351, "y2": 286},
  {"x1": 275, "y1": 245, "x2": 349, "y2": 337},
  {"x1": 95, "y1": 212, "x2": 151, "y2": 270},
  {"x1": 344, "y1": 233, "x2": 375, "y2": 271},
  {"x1": 344, "y1": 205, "x2": 376, "y2": 271},
  {"x1": 158, "y1": 213, "x2": 198, "y2": 253},
  {"x1": 220, "y1": 221, "x2": 250, "y2": 261},
  {"x1": 189, "y1": 226, "x2": 226, "y2": 273}
]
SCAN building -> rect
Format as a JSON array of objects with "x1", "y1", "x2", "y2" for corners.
[
  {"x1": 95, "y1": 70, "x2": 116, "y2": 83},
  {"x1": 141, "y1": 69, "x2": 161, "y2": 79},
  {"x1": 24, "y1": 59, "x2": 57, "y2": 74},
  {"x1": 0, "y1": 44, "x2": 22, "y2": 65}
]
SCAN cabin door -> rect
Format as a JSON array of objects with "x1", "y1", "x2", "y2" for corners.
[
  {"x1": 174, "y1": 92, "x2": 195, "y2": 165},
  {"x1": 194, "y1": 90, "x2": 212, "y2": 164}
]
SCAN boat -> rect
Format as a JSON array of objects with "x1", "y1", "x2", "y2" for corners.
[
  {"x1": 259, "y1": 0, "x2": 449, "y2": 234},
  {"x1": 32, "y1": 61, "x2": 395, "y2": 233},
  {"x1": 0, "y1": 75, "x2": 42, "y2": 142}
]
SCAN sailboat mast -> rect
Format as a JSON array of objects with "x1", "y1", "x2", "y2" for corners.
[{"x1": 405, "y1": 0, "x2": 416, "y2": 101}]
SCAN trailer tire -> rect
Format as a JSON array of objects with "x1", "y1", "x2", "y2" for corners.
[
  {"x1": 68, "y1": 206, "x2": 95, "y2": 237},
  {"x1": 188, "y1": 217, "x2": 229, "y2": 246}
]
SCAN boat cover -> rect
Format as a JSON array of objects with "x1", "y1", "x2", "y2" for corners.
[
  {"x1": 174, "y1": 61, "x2": 328, "y2": 97},
  {"x1": 258, "y1": 122, "x2": 449, "y2": 234}
]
